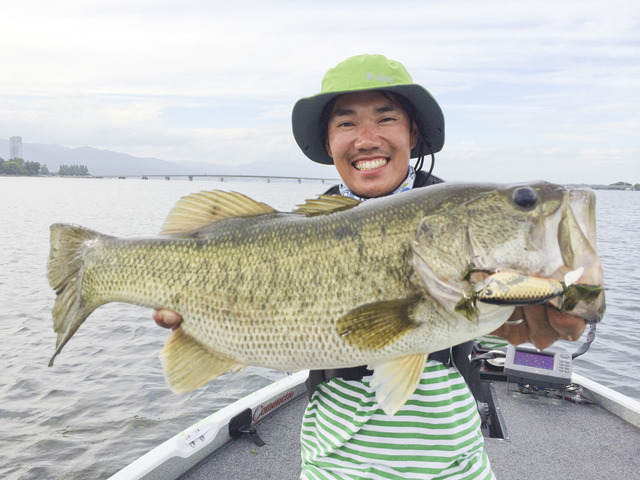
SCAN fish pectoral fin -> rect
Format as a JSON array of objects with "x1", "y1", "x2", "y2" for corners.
[
  {"x1": 160, "y1": 190, "x2": 276, "y2": 235},
  {"x1": 293, "y1": 195, "x2": 361, "y2": 216},
  {"x1": 368, "y1": 354, "x2": 428, "y2": 415},
  {"x1": 160, "y1": 328, "x2": 246, "y2": 394},
  {"x1": 336, "y1": 298, "x2": 421, "y2": 350}
]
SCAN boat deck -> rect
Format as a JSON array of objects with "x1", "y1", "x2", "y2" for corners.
[
  {"x1": 181, "y1": 393, "x2": 307, "y2": 480},
  {"x1": 181, "y1": 379, "x2": 640, "y2": 479}
]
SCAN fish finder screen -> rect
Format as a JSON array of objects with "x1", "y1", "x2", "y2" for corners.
[{"x1": 513, "y1": 350, "x2": 554, "y2": 370}]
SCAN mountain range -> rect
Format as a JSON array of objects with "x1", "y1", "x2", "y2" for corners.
[{"x1": 0, "y1": 138, "x2": 337, "y2": 179}]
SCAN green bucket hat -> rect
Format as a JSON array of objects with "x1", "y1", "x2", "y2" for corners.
[{"x1": 292, "y1": 54, "x2": 445, "y2": 165}]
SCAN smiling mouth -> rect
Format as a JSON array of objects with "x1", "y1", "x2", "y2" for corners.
[{"x1": 353, "y1": 158, "x2": 389, "y2": 171}]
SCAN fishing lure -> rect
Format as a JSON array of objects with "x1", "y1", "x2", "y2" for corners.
[{"x1": 455, "y1": 267, "x2": 602, "y2": 321}]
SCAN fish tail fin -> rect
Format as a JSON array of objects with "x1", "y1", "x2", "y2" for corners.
[{"x1": 47, "y1": 223, "x2": 105, "y2": 367}]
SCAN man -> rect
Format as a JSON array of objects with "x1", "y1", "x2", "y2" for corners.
[{"x1": 155, "y1": 54, "x2": 586, "y2": 479}]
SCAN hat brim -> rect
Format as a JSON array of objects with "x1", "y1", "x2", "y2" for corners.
[{"x1": 292, "y1": 84, "x2": 444, "y2": 165}]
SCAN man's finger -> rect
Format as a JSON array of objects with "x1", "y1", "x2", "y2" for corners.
[{"x1": 153, "y1": 309, "x2": 183, "y2": 330}]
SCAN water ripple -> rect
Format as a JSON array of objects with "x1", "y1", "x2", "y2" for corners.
[{"x1": 0, "y1": 178, "x2": 638, "y2": 479}]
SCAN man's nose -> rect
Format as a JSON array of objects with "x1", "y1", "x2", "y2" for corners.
[{"x1": 354, "y1": 124, "x2": 381, "y2": 149}]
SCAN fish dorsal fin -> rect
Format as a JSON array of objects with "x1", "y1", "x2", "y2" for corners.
[
  {"x1": 368, "y1": 353, "x2": 429, "y2": 415},
  {"x1": 294, "y1": 195, "x2": 361, "y2": 217},
  {"x1": 160, "y1": 190, "x2": 276, "y2": 235}
]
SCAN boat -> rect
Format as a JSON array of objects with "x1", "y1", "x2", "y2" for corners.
[{"x1": 110, "y1": 342, "x2": 640, "y2": 480}]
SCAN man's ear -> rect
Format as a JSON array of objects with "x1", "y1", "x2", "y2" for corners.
[
  {"x1": 325, "y1": 138, "x2": 333, "y2": 158},
  {"x1": 410, "y1": 122, "x2": 419, "y2": 149}
]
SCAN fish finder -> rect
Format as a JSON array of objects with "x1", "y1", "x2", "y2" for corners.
[{"x1": 504, "y1": 344, "x2": 573, "y2": 389}]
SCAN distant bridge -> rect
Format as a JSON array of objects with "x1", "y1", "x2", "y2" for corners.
[{"x1": 96, "y1": 174, "x2": 339, "y2": 184}]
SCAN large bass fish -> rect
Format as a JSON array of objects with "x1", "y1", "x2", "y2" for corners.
[{"x1": 47, "y1": 182, "x2": 605, "y2": 414}]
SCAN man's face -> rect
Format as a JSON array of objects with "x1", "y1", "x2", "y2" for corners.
[{"x1": 325, "y1": 91, "x2": 418, "y2": 198}]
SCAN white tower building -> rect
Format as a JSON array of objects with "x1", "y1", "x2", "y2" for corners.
[{"x1": 10, "y1": 136, "x2": 23, "y2": 159}]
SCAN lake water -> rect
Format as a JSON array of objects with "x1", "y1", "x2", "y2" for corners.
[{"x1": 0, "y1": 177, "x2": 638, "y2": 479}]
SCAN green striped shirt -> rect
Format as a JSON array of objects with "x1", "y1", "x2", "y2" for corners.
[{"x1": 300, "y1": 360, "x2": 495, "y2": 479}]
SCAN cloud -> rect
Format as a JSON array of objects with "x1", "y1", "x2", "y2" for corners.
[{"x1": 1, "y1": 0, "x2": 638, "y2": 184}]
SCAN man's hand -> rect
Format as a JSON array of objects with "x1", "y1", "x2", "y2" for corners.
[
  {"x1": 492, "y1": 305, "x2": 587, "y2": 350},
  {"x1": 153, "y1": 309, "x2": 183, "y2": 330}
]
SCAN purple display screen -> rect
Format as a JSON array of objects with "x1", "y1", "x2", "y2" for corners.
[{"x1": 513, "y1": 350, "x2": 554, "y2": 370}]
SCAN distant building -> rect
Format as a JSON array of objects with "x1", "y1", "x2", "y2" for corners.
[{"x1": 10, "y1": 136, "x2": 23, "y2": 160}]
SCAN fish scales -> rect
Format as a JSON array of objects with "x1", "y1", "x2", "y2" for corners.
[
  {"x1": 47, "y1": 183, "x2": 606, "y2": 414},
  {"x1": 76, "y1": 203, "x2": 426, "y2": 369}
]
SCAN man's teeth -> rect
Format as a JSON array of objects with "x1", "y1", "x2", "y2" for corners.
[{"x1": 354, "y1": 158, "x2": 388, "y2": 171}]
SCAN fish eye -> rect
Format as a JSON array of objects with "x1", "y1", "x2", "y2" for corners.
[{"x1": 511, "y1": 187, "x2": 538, "y2": 209}]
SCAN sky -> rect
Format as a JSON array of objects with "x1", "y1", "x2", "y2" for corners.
[{"x1": 1, "y1": 0, "x2": 638, "y2": 184}]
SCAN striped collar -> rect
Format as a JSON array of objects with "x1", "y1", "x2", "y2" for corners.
[{"x1": 338, "y1": 166, "x2": 416, "y2": 201}]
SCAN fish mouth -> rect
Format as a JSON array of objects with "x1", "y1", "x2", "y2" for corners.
[
  {"x1": 553, "y1": 188, "x2": 604, "y2": 322},
  {"x1": 352, "y1": 157, "x2": 390, "y2": 171},
  {"x1": 410, "y1": 183, "x2": 606, "y2": 325},
  {"x1": 489, "y1": 186, "x2": 605, "y2": 323},
  {"x1": 512, "y1": 187, "x2": 605, "y2": 323},
  {"x1": 530, "y1": 189, "x2": 602, "y2": 282}
]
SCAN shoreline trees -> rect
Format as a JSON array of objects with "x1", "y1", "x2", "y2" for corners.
[{"x1": 0, "y1": 158, "x2": 89, "y2": 176}]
